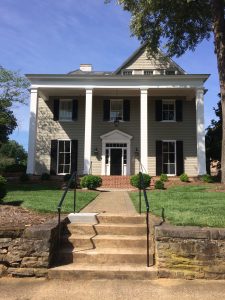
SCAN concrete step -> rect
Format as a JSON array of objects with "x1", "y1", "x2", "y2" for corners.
[
  {"x1": 48, "y1": 264, "x2": 158, "y2": 280},
  {"x1": 67, "y1": 223, "x2": 96, "y2": 235},
  {"x1": 94, "y1": 223, "x2": 146, "y2": 235},
  {"x1": 96, "y1": 214, "x2": 146, "y2": 224},
  {"x1": 58, "y1": 247, "x2": 154, "y2": 266},
  {"x1": 93, "y1": 235, "x2": 147, "y2": 248},
  {"x1": 64, "y1": 235, "x2": 95, "y2": 249}
]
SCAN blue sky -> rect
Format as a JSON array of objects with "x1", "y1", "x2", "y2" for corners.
[{"x1": 1, "y1": 0, "x2": 219, "y2": 150}]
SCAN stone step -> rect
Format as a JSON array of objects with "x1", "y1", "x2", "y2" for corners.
[
  {"x1": 96, "y1": 214, "x2": 146, "y2": 224},
  {"x1": 93, "y1": 235, "x2": 147, "y2": 248},
  {"x1": 67, "y1": 223, "x2": 96, "y2": 235},
  {"x1": 58, "y1": 247, "x2": 154, "y2": 266},
  {"x1": 64, "y1": 235, "x2": 94, "y2": 249},
  {"x1": 48, "y1": 264, "x2": 158, "y2": 280}
]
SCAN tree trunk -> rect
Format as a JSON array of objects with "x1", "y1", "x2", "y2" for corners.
[{"x1": 211, "y1": 0, "x2": 225, "y2": 182}]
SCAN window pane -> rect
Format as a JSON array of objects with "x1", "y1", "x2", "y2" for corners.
[
  {"x1": 59, "y1": 100, "x2": 72, "y2": 120},
  {"x1": 168, "y1": 111, "x2": 174, "y2": 120},
  {"x1": 170, "y1": 164, "x2": 175, "y2": 174},
  {"x1": 64, "y1": 165, "x2": 70, "y2": 174},
  {"x1": 110, "y1": 100, "x2": 123, "y2": 120},
  {"x1": 169, "y1": 153, "x2": 175, "y2": 163},
  {"x1": 58, "y1": 153, "x2": 64, "y2": 164},
  {"x1": 169, "y1": 142, "x2": 175, "y2": 152},
  {"x1": 163, "y1": 164, "x2": 168, "y2": 173},
  {"x1": 65, "y1": 153, "x2": 70, "y2": 164},
  {"x1": 58, "y1": 165, "x2": 63, "y2": 174},
  {"x1": 59, "y1": 141, "x2": 64, "y2": 152},
  {"x1": 163, "y1": 153, "x2": 168, "y2": 163},
  {"x1": 168, "y1": 104, "x2": 174, "y2": 110},
  {"x1": 163, "y1": 142, "x2": 168, "y2": 152},
  {"x1": 65, "y1": 141, "x2": 70, "y2": 152}
]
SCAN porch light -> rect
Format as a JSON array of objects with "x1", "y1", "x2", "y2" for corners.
[
  {"x1": 113, "y1": 119, "x2": 120, "y2": 127},
  {"x1": 94, "y1": 148, "x2": 98, "y2": 156},
  {"x1": 135, "y1": 147, "x2": 139, "y2": 157}
]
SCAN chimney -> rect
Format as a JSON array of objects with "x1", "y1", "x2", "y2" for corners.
[{"x1": 80, "y1": 64, "x2": 92, "y2": 72}]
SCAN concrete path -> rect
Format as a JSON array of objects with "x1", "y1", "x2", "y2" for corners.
[
  {"x1": 1, "y1": 278, "x2": 225, "y2": 300},
  {"x1": 81, "y1": 191, "x2": 136, "y2": 214}
]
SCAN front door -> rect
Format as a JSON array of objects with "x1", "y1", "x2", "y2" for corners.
[{"x1": 110, "y1": 149, "x2": 122, "y2": 175}]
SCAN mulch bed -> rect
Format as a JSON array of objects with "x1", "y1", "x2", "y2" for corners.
[{"x1": 0, "y1": 204, "x2": 55, "y2": 228}]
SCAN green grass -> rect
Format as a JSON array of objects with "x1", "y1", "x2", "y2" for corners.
[
  {"x1": 3, "y1": 183, "x2": 99, "y2": 213},
  {"x1": 129, "y1": 185, "x2": 225, "y2": 227}
]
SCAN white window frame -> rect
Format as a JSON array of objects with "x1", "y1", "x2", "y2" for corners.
[
  {"x1": 110, "y1": 99, "x2": 124, "y2": 122},
  {"x1": 59, "y1": 99, "x2": 73, "y2": 122},
  {"x1": 162, "y1": 99, "x2": 176, "y2": 122},
  {"x1": 162, "y1": 140, "x2": 176, "y2": 176},
  {"x1": 122, "y1": 70, "x2": 133, "y2": 76},
  {"x1": 57, "y1": 139, "x2": 71, "y2": 175}
]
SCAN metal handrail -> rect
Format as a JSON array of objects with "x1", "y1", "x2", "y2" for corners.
[
  {"x1": 139, "y1": 171, "x2": 150, "y2": 267},
  {"x1": 57, "y1": 172, "x2": 77, "y2": 244}
]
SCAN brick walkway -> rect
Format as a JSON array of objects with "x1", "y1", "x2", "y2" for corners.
[{"x1": 81, "y1": 191, "x2": 136, "y2": 214}]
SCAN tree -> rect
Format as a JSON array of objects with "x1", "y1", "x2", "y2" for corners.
[
  {"x1": 0, "y1": 66, "x2": 29, "y2": 145},
  {"x1": 0, "y1": 140, "x2": 27, "y2": 165},
  {"x1": 109, "y1": 0, "x2": 225, "y2": 182},
  {"x1": 206, "y1": 95, "x2": 222, "y2": 172}
]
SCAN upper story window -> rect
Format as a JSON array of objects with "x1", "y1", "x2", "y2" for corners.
[
  {"x1": 166, "y1": 70, "x2": 176, "y2": 75},
  {"x1": 110, "y1": 99, "x2": 123, "y2": 121},
  {"x1": 123, "y1": 70, "x2": 132, "y2": 76},
  {"x1": 144, "y1": 70, "x2": 154, "y2": 75},
  {"x1": 162, "y1": 99, "x2": 175, "y2": 121},
  {"x1": 59, "y1": 99, "x2": 72, "y2": 121}
]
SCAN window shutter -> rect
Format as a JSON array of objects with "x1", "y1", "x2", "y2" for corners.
[
  {"x1": 71, "y1": 140, "x2": 78, "y2": 173},
  {"x1": 50, "y1": 140, "x2": 58, "y2": 175},
  {"x1": 176, "y1": 100, "x2": 183, "y2": 122},
  {"x1": 123, "y1": 99, "x2": 130, "y2": 121},
  {"x1": 156, "y1": 140, "x2": 163, "y2": 175},
  {"x1": 53, "y1": 99, "x2": 59, "y2": 121},
  {"x1": 103, "y1": 99, "x2": 110, "y2": 121},
  {"x1": 155, "y1": 100, "x2": 162, "y2": 121},
  {"x1": 176, "y1": 141, "x2": 184, "y2": 175},
  {"x1": 72, "y1": 99, "x2": 78, "y2": 121}
]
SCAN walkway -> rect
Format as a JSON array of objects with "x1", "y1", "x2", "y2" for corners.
[{"x1": 81, "y1": 191, "x2": 136, "y2": 214}]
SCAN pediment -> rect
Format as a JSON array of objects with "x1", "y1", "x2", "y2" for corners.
[{"x1": 100, "y1": 130, "x2": 133, "y2": 142}]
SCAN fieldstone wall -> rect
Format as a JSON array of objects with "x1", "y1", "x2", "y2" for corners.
[
  {"x1": 0, "y1": 218, "x2": 65, "y2": 277},
  {"x1": 155, "y1": 224, "x2": 225, "y2": 279}
]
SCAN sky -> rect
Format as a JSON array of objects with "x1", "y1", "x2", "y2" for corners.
[{"x1": 0, "y1": 0, "x2": 220, "y2": 151}]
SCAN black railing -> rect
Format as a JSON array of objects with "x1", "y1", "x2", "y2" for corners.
[
  {"x1": 138, "y1": 171, "x2": 150, "y2": 267},
  {"x1": 57, "y1": 172, "x2": 77, "y2": 244}
]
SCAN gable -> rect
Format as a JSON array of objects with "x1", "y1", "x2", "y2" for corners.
[{"x1": 115, "y1": 44, "x2": 186, "y2": 75}]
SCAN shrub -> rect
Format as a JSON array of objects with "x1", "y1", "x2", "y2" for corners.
[
  {"x1": 160, "y1": 173, "x2": 168, "y2": 182},
  {"x1": 154, "y1": 180, "x2": 164, "y2": 190},
  {"x1": 0, "y1": 176, "x2": 7, "y2": 200},
  {"x1": 80, "y1": 175, "x2": 102, "y2": 190},
  {"x1": 180, "y1": 173, "x2": 189, "y2": 182},
  {"x1": 20, "y1": 173, "x2": 30, "y2": 182},
  {"x1": 130, "y1": 173, "x2": 151, "y2": 189},
  {"x1": 41, "y1": 172, "x2": 50, "y2": 180},
  {"x1": 200, "y1": 174, "x2": 214, "y2": 183}
]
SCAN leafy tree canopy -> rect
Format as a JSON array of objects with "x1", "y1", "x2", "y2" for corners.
[
  {"x1": 0, "y1": 140, "x2": 27, "y2": 165},
  {"x1": 0, "y1": 66, "x2": 29, "y2": 145}
]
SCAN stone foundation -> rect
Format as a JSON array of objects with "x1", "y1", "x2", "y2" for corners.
[
  {"x1": 0, "y1": 218, "x2": 66, "y2": 278},
  {"x1": 155, "y1": 224, "x2": 225, "y2": 279}
]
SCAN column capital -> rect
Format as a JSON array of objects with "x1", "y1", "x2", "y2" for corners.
[
  {"x1": 85, "y1": 88, "x2": 93, "y2": 94},
  {"x1": 30, "y1": 88, "x2": 38, "y2": 94},
  {"x1": 196, "y1": 88, "x2": 204, "y2": 96},
  {"x1": 140, "y1": 88, "x2": 148, "y2": 95}
]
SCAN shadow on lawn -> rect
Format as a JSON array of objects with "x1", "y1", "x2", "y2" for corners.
[
  {"x1": 7, "y1": 183, "x2": 60, "y2": 192},
  {"x1": 1, "y1": 200, "x2": 24, "y2": 206}
]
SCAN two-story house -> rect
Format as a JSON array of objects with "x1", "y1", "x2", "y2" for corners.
[{"x1": 26, "y1": 44, "x2": 209, "y2": 178}]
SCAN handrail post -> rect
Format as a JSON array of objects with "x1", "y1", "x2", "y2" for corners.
[
  {"x1": 58, "y1": 207, "x2": 61, "y2": 247},
  {"x1": 146, "y1": 208, "x2": 150, "y2": 267},
  {"x1": 74, "y1": 173, "x2": 77, "y2": 213}
]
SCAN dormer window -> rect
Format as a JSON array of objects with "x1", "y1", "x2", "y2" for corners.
[
  {"x1": 144, "y1": 70, "x2": 154, "y2": 75},
  {"x1": 123, "y1": 70, "x2": 132, "y2": 76},
  {"x1": 166, "y1": 70, "x2": 176, "y2": 75}
]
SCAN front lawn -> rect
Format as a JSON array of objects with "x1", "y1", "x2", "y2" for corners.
[
  {"x1": 129, "y1": 185, "x2": 225, "y2": 227},
  {"x1": 3, "y1": 183, "x2": 99, "y2": 213}
]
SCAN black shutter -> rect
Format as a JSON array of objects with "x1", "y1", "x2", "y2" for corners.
[
  {"x1": 50, "y1": 140, "x2": 58, "y2": 175},
  {"x1": 176, "y1": 100, "x2": 183, "y2": 122},
  {"x1": 156, "y1": 140, "x2": 163, "y2": 175},
  {"x1": 155, "y1": 100, "x2": 162, "y2": 121},
  {"x1": 53, "y1": 99, "x2": 59, "y2": 121},
  {"x1": 123, "y1": 99, "x2": 130, "y2": 121},
  {"x1": 103, "y1": 99, "x2": 110, "y2": 121},
  {"x1": 176, "y1": 141, "x2": 184, "y2": 175},
  {"x1": 72, "y1": 99, "x2": 78, "y2": 121},
  {"x1": 71, "y1": 140, "x2": 78, "y2": 173}
]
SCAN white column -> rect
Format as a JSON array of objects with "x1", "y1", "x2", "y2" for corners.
[
  {"x1": 83, "y1": 89, "x2": 93, "y2": 174},
  {"x1": 140, "y1": 89, "x2": 148, "y2": 173},
  {"x1": 196, "y1": 88, "x2": 206, "y2": 175},
  {"x1": 27, "y1": 89, "x2": 38, "y2": 174}
]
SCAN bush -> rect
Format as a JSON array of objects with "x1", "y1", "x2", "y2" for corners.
[
  {"x1": 80, "y1": 175, "x2": 102, "y2": 190},
  {"x1": 154, "y1": 180, "x2": 164, "y2": 189},
  {"x1": 4, "y1": 163, "x2": 26, "y2": 173},
  {"x1": 20, "y1": 173, "x2": 30, "y2": 182},
  {"x1": 200, "y1": 174, "x2": 214, "y2": 183},
  {"x1": 180, "y1": 173, "x2": 189, "y2": 182},
  {"x1": 41, "y1": 172, "x2": 50, "y2": 180},
  {"x1": 130, "y1": 173, "x2": 151, "y2": 189},
  {"x1": 0, "y1": 176, "x2": 7, "y2": 200},
  {"x1": 160, "y1": 173, "x2": 168, "y2": 182}
]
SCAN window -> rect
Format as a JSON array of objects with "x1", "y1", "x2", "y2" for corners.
[
  {"x1": 57, "y1": 140, "x2": 71, "y2": 174},
  {"x1": 110, "y1": 100, "x2": 123, "y2": 121},
  {"x1": 144, "y1": 70, "x2": 153, "y2": 75},
  {"x1": 162, "y1": 141, "x2": 176, "y2": 175},
  {"x1": 123, "y1": 70, "x2": 132, "y2": 76},
  {"x1": 162, "y1": 99, "x2": 175, "y2": 121},
  {"x1": 59, "y1": 99, "x2": 72, "y2": 121},
  {"x1": 166, "y1": 70, "x2": 176, "y2": 75}
]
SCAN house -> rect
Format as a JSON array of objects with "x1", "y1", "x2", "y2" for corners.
[{"x1": 26, "y1": 44, "x2": 209, "y2": 178}]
